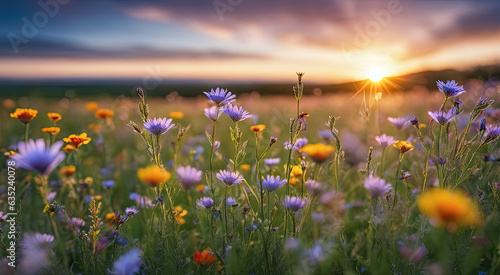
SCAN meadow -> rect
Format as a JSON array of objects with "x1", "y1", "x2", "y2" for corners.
[{"x1": 0, "y1": 74, "x2": 499, "y2": 275}]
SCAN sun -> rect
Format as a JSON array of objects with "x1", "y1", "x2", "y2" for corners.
[{"x1": 367, "y1": 67, "x2": 385, "y2": 82}]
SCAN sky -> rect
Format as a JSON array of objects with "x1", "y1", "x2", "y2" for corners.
[{"x1": 1, "y1": 0, "x2": 500, "y2": 84}]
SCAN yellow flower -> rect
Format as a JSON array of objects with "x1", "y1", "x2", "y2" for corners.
[
  {"x1": 419, "y1": 124, "x2": 426, "y2": 129},
  {"x1": 286, "y1": 165, "x2": 303, "y2": 177},
  {"x1": 94, "y1": 108, "x2": 115, "y2": 119},
  {"x1": 417, "y1": 188, "x2": 480, "y2": 230},
  {"x1": 250, "y1": 124, "x2": 266, "y2": 133},
  {"x1": 62, "y1": 144, "x2": 76, "y2": 153},
  {"x1": 240, "y1": 164, "x2": 251, "y2": 171},
  {"x1": 289, "y1": 177, "x2": 300, "y2": 186},
  {"x1": 43, "y1": 204, "x2": 56, "y2": 215},
  {"x1": 59, "y1": 165, "x2": 76, "y2": 177},
  {"x1": 64, "y1": 133, "x2": 91, "y2": 148},
  {"x1": 137, "y1": 165, "x2": 171, "y2": 187},
  {"x1": 169, "y1": 112, "x2": 184, "y2": 119},
  {"x1": 393, "y1": 141, "x2": 414, "y2": 155},
  {"x1": 47, "y1": 112, "x2": 62, "y2": 122},
  {"x1": 41, "y1": 127, "x2": 60, "y2": 136},
  {"x1": 10, "y1": 108, "x2": 38, "y2": 124},
  {"x1": 301, "y1": 143, "x2": 335, "y2": 163},
  {"x1": 174, "y1": 205, "x2": 188, "y2": 225},
  {"x1": 86, "y1": 101, "x2": 99, "y2": 111},
  {"x1": 105, "y1": 212, "x2": 116, "y2": 227}
]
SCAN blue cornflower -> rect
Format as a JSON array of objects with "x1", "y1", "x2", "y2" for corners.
[
  {"x1": 284, "y1": 137, "x2": 308, "y2": 150},
  {"x1": 125, "y1": 207, "x2": 139, "y2": 216},
  {"x1": 111, "y1": 248, "x2": 142, "y2": 275},
  {"x1": 204, "y1": 87, "x2": 236, "y2": 106},
  {"x1": 143, "y1": 117, "x2": 175, "y2": 136},
  {"x1": 484, "y1": 124, "x2": 500, "y2": 142},
  {"x1": 196, "y1": 197, "x2": 214, "y2": 209},
  {"x1": 176, "y1": 166, "x2": 203, "y2": 190},
  {"x1": 436, "y1": 80, "x2": 466, "y2": 97},
  {"x1": 226, "y1": 197, "x2": 237, "y2": 206},
  {"x1": 428, "y1": 107, "x2": 458, "y2": 125},
  {"x1": 283, "y1": 196, "x2": 307, "y2": 212},
  {"x1": 11, "y1": 139, "x2": 65, "y2": 175},
  {"x1": 223, "y1": 104, "x2": 252, "y2": 122},
  {"x1": 216, "y1": 170, "x2": 243, "y2": 186},
  {"x1": 264, "y1": 158, "x2": 280, "y2": 167},
  {"x1": 102, "y1": 180, "x2": 115, "y2": 189},
  {"x1": 259, "y1": 175, "x2": 286, "y2": 192}
]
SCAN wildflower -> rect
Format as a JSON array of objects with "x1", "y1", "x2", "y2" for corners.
[
  {"x1": 59, "y1": 165, "x2": 76, "y2": 177},
  {"x1": 155, "y1": 195, "x2": 165, "y2": 205},
  {"x1": 105, "y1": 212, "x2": 116, "y2": 226},
  {"x1": 298, "y1": 112, "x2": 310, "y2": 131},
  {"x1": 428, "y1": 107, "x2": 458, "y2": 125},
  {"x1": 125, "y1": 207, "x2": 139, "y2": 216},
  {"x1": 223, "y1": 104, "x2": 252, "y2": 122},
  {"x1": 10, "y1": 108, "x2": 38, "y2": 124},
  {"x1": 250, "y1": 124, "x2": 266, "y2": 133},
  {"x1": 47, "y1": 112, "x2": 61, "y2": 122},
  {"x1": 397, "y1": 242, "x2": 428, "y2": 265},
  {"x1": 204, "y1": 87, "x2": 236, "y2": 106},
  {"x1": 363, "y1": 174, "x2": 392, "y2": 198},
  {"x1": 176, "y1": 166, "x2": 203, "y2": 189},
  {"x1": 137, "y1": 165, "x2": 171, "y2": 187},
  {"x1": 169, "y1": 111, "x2": 184, "y2": 119},
  {"x1": 196, "y1": 197, "x2": 214, "y2": 209},
  {"x1": 410, "y1": 117, "x2": 419, "y2": 127},
  {"x1": 94, "y1": 108, "x2": 115, "y2": 119},
  {"x1": 111, "y1": 248, "x2": 142, "y2": 275},
  {"x1": 399, "y1": 170, "x2": 412, "y2": 180},
  {"x1": 193, "y1": 248, "x2": 217, "y2": 267},
  {"x1": 259, "y1": 175, "x2": 287, "y2": 192},
  {"x1": 283, "y1": 196, "x2": 307, "y2": 212},
  {"x1": 305, "y1": 180, "x2": 323, "y2": 195},
  {"x1": 0, "y1": 211, "x2": 8, "y2": 222},
  {"x1": 86, "y1": 101, "x2": 98, "y2": 111},
  {"x1": 479, "y1": 118, "x2": 486, "y2": 132},
  {"x1": 387, "y1": 116, "x2": 410, "y2": 130},
  {"x1": 213, "y1": 140, "x2": 221, "y2": 150},
  {"x1": 216, "y1": 170, "x2": 243, "y2": 186},
  {"x1": 173, "y1": 205, "x2": 188, "y2": 225},
  {"x1": 393, "y1": 140, "x2": 414, "y2": 155},
  {"x1": 264, "y1": 158, "x2": 280, "y2": 167},
  {"x1": 417, "y1": 188, "x2": 480, "y2": 229},
  {"x1": 484, "y1": 125, "x2": 500, "y2": 142},
  {"x1": 318, "y1": 130, "x2": 334, "y2": 141},
  {"x1": 436, "y1": 80, "x2": 466, "y2": 97},
  {"x1": 11, "y1": 139, "x2": 65, "y2": 175},
  {"x1": 63, "y1": 133, "x2": 91, "y2": 148},
  {"x1": 43, "y1": 204, "x2": 56, "y2": 215},
  {"x1": 375, "y1": 134, "x2": 396, "y2": 148},
  {"x1": 67, "y1": 217, "x2": 85, "y2": 230},
  {"x1": 143, "y1": 117, "x2": 175, "y2": 136},
  {"x1": 301, "y1": 143, "x2": 335, "y2": 163},
  {"x1": 226, "y1": 197, "x2": 237, "y2": 206},
  {"x1": 288, "y1": 165, "x2": 303, "y2": 178},
  {"x1": 204, "y1": 106, "x2": 223, "y2": 121},
  {"x1": 284, "y1": 137, "x2": 308, "y2": 151},
  {"x1": 102, "y1": 180, "x2": 115, "y2": 189},
  {"x1": 41, "y1": 127, "x2": 60, "y2": 136},
  {"x1": 240, "y1": 164, "x2": 251, "y2": 171},
  {"x1": 62, "y1": 144, "x2": 75, "y2": 153},
  {"x1": 136, "y1": 87, "x2": 145, "y2": 99}
]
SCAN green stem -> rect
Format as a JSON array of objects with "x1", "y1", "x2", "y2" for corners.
[
  {"x1": 24, "y1": 122, "x2": 30, "y2": 143},
  {"x1": 393, "y1": 154, "x2": 403, "y2": 210}
]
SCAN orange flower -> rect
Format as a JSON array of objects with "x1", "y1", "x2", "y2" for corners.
[
  {"x1": 105, "y1": 212, "x2": 116, "y2": 227},
  {"x1": 173, "y1": 205, "x2": 188, "y2": 225},
  {"x1": 41, "y1": 127, "x2": 60, "y2": 136},
  {"x1": 62, "y1": 144, "x2": 75, "y2": 153},
  {"x1": 59, "y1": 165, "x2": 76, "y2": 177},
  {"x1": 47, "y1": 112, "x2": 62, "y2": 122},
  {"x1": 193, "y1": 248, "x2": 216, "y2": 267},
  {"x1": 10, "y1": 108, "x2": 38, "y2": 124},
  {"x1": 393, "y1": 141, "x2": 414, "y2": 155},
  {"x1": 86, "y1": 102, "x2": 98, "y2": 111},
  {"x1": 239, "y1": 164, "x2": 251, "y2": 171},
  {"x1": 301, "y1": 143, "x2": 335, "y2": 163},
  {"x1": 169, "y1": 112, "x2": 184, "y2": 119},
  {"x1": 250, "y1": 124, "x2": 266, "y2": 133},
  {"x1": 95, "y1": 108, "x2": 115, "y2": 119},
  {"x1": 196, "y1": 184, "x2": 205, "y2": 193},
  {"x1": 63, "y1": 133, "x2": 92, "y2": 148},
  {"x1": 137, "y1": 165, "x2": 171, "y2": 187}
]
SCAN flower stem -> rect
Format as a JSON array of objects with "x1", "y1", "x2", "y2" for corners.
[{"x1": 24, "y1": 122, "x2": 30, "y2": 143}]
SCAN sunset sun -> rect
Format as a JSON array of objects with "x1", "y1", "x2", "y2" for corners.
[{"x1": 367, "y1": 67, "x2": 385, "y2": 82}]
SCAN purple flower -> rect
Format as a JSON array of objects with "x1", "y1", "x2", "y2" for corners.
[
  {"x1": 46, "y1": 191, "x2": 57, "y2": 202},
  {"x1": 10, "y1": 139, "x2": 65, "y2": 175},
  {"x1": 204, "y1": 106, "x2": 223, "y2": 121},
  {"x1": 176, "y1": 166, "x2": 203, "y2": 189},
  {"x1": 363, "y1": 174, "x2": 392, "y2": 198},
  {"x1": 284, "y1": 137, "x2": 308, "y2": 150},
  {"x1": 223, "y1": 104, "x2": 252, "y2": 122},
  {"x1": 259, "y1": 175, "x2": 287, "y2": 192},
  {"x1": 399, "y1": 170, "x2": 412, "y2": 180},
  {"x1": 216, "y1": 170, "x2": 243, "y2": 186},
  {"x1": 387, "y1": 117, "x2": 411, "y2": 130},
  {"x1": 318, "y1": 130, "x2": 334, "y2": 140},
  {"x1": 67, "y1": 217, "x2": 85, "y2": 229},
  {"x1": 375, "y1": 134, "x2": 396, "y2": 148},
  {"x1": 111, "y1": 248, "x2": 142, "y2": 275},
  {"x1": 305, "y1": 180, "x2": 323, "y2": 194},
  {"x1": 0, "y1": 211, "x2": 8, "y2": 222},
  {"x1": 436, "y1": 80, "x2": 466, "y2": 97},
  {"x1": 196, "y1": 197, "x2": 214, "y2": 209},
  {"x1": 143, "y1": 117, "x2": 175, "y2": 136},
  {"x1": 226, "y1": 197, "x2": 237, "y2": 206},
  {"x1": 130, "y1": 193, "x2": 153, "y2": 208},
  {"x1": 283, "y1": 196, "x2": 307, "y2": 212},
  {"x1": 125, "y1": 207, "x2": 139, "y2": 216},
  {"x1": 428, "y1": 107, "x2": 458, "y2": 125},
  {"x1": 409, "y1": 117, "x2": 419, "y2": 127},
  {"x1": 213, "y1": 140, "x2": 221, "y2": 150},
  {"x1": 204, "y1": 87, "x2": 236, "y2": 106},
  {"x1": 24, "y1": 233, "x2": 55, "y2": 247},
  {"x1": 479, "y1": 118, "x2": 487, "y2": 132},
  {"x1": 264, "y1": 158, "x2": 280, "y2": 166},
  {"x1": 102, "y1": 180, "x2": 115, "y2": 189},
  {"x1": 484, "y1": 124, "x2": 500, "y2": 142}
]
